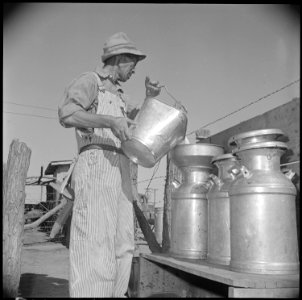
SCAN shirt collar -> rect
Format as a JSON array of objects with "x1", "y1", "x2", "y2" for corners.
[{"x1": 95, "y1": 64, "x2": 123, "y2": 93}]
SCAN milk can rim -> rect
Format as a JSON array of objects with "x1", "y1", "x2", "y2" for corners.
[
  {"x1": 211, "y1": 153, "x2": 236, "y2": 163},
  {"x1": 231, "y1": 140, "x2": 288, "y2": 153},
  {"x1": 227, "y1": 128, "x2": 285, "y2": 147}
]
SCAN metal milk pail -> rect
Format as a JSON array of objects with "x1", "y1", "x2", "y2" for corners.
[
  {"x1": 170, "y1": 143, "x2": 224, "y2": 259},
  {"x1": 228, "y1": 129, "x2": 299, "y2": 274},
  {"x1": 207, "y1": 153, "x2": 238, "y2": 265},
  {"x1": 121, "y1": 97, "x2": 187, "y2": 168}
]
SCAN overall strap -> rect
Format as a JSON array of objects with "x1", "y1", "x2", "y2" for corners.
[{"x1": 93, "y1": 72, "x2": 106, "y2": 92}]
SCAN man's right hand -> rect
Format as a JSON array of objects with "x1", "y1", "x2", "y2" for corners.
[{"x1": 111, "y1": 117, "x2": 137, "y2": 142}]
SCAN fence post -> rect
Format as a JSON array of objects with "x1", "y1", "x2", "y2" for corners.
[
  {"x1": 3, "y1": 139, "x2": 31, "y2": 298},
  {"x1": 130, "y1": 161, "x2": 139, "y2": 247}
]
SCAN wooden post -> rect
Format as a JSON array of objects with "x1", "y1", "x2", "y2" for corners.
[
  {"x1": 162, "y1": 154, "x2": 182, "y2": 253},
  {"x1": 3, "y1": 139, "x2": 31, "y2": 298},
  {"x1": 130, "y1": 161, "x2": 139, "y2": 247},
  {"x1": 24, "y1": 198, "x2": 67, "y2": 230},
  {"x1": 130, "y1": 161, "x2": 162, "y2": 253},
  {"x1": 130, "y1": 161, "x2": 140, "y2": 201}
]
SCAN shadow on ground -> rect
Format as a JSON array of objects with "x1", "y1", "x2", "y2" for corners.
[{"x1": 18, "y1": 273, "x2": 69, "y2": 298}]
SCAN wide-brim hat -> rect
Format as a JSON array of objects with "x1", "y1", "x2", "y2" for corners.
[{"x1": 101, "y1": 32, "x2": 146, "y2": 63}]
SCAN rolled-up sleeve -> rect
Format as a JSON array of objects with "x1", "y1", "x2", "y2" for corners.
[{"x1": 58, "y1": 72, "x2": 98, "y2": 128}]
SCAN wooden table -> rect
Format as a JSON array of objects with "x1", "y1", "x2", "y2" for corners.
[{"x1": 130, "y1": 253, "x2": 299, "y2": 298}]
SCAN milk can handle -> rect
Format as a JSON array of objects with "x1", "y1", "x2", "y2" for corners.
[
  {"x1": 203, "y1": 179, "x2": 214, "y2": 190},
  {"x1": 171, "y1": 179, "x2": 181, "y2": 189},
  {"x1": 160, "y1": 85, "x2": 188, "y2": 114},
  {"x1": 209, "y1": 174, "x2": 223, "y2": 188},
  {"x1": 227, "y1": 165, "x2": 251, "y2": 179},
  {"x1": 281, "y1": 168, "x2": 296, "y2": 181},
  {"x1": 228, "y1": 166, "x2": 240, "y2": 180}
]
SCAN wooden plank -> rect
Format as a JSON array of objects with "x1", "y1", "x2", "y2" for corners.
[
  {"x1": 138, "y1": 256, "x2": 228, "y2": 297},
  {"x1": 138, "y1": 254, "x2": 182, "y2": 297},
  {"x1": 228, "y1": 287, "x2": 299, "y2": 298},
  {"x1": 141, "y1": 254, "x2": 299, "y2": 288}
]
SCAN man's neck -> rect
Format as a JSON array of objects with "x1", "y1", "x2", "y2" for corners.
[{"x1": 103, "y1": 65, "x2": 119, "y2": 84}]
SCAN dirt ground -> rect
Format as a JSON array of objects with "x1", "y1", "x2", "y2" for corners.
[
  {"x1": 18, "y1": 227, "x2": 150, "y2": 298},
  {"x1": 18, "y1": 228, "x2": 69, "y2": 298}
]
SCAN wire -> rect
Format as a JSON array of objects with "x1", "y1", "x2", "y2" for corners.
[
  {"x1": 4, "y1": 101, "x2": 57, "y2": 111},
  {"x1": 186, "y1": 79, "x2": 300, "y2": 136},
  {"x1": 280, "y1": 161, "x2": 300, "y2": 166},
  {"x1": 162, "y1": 86, "x2": 188, "y2": 113},
  {"x1": 144, "y1": 161, "x2": 161, "y2": 194},
  {"x1": 4, "y1": 110, "x2": 58, "y2": 120},
  {"x1": 137, "y1": 175, "x2": 166, "y2": 184}
]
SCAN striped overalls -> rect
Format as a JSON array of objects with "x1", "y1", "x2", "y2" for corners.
[{"x1": 69, "y1": 74, "x2": 134, "y2": 297}]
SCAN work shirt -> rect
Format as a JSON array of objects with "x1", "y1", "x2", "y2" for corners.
[
  {"x1": 58, "y1": 65, "x2": 129, "y2": 125},
  {"x1": 58, "y1": 65, "x2": 131, "y2": 151}
]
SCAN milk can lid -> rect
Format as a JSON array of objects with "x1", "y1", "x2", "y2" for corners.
[
  {"x1": 231, "y1": 140, "x2": 288, "y2": 154},
  {"x1": 211, "y1": 153, "x2": 236, "y2": 164},
  {"x1": 228, "y1": 128, "x2": 285, "y2": 149}
]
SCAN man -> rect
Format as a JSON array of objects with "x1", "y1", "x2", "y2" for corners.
[{"x1": 58, "y1": 32, "x2": 161, "y2": 297}]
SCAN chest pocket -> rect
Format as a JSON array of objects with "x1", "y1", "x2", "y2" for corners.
[
  {"x1": 96, "y1": 90, "x2": 126, "y2": 118},
  {"x1": 93, "y1": 89, "x2": 126, "y2": 147}
]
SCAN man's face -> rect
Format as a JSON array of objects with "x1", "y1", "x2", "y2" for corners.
[{"x1": 117, "y1": 54, "x2": 139, "y2": 82}]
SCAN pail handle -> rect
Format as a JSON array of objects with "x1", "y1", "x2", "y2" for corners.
[{"x1": 160, "y1": 85, "x2": 188, "y2": 114}]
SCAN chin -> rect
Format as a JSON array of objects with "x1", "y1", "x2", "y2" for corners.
[{"x1": 123, "y1": 75, "x2": 130, "y2": 81}]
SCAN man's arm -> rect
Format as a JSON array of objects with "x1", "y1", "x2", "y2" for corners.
[
  {"x1": 62, "y1": 110, "x2": 115, "y2": 129},
  {"x1": 64, "y1": 110, "x2": 136, "y2": 142}
]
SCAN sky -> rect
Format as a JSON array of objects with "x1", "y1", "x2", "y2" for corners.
[{"x1": 3, "y1": 3, "x2": 300, "y2": 205}]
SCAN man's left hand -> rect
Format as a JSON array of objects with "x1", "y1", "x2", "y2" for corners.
[{"x1": 145, "y1": 76, "x2": 162, "y2": 98}]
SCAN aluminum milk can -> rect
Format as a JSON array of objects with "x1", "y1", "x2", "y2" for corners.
[
  {"x1": 170, "y1": 143, "x2": 224, "y2": 259},
  {"x1": 228, "y1": 129, "x2": 299, "y2": 274},
  {"x1": 207, "y1": 153, "x2": 238, "y2": 265}
]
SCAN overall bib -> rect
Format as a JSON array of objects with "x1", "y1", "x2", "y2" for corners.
[{"x1": 69, "y1": 74, "x2": 134, "y2": 297}]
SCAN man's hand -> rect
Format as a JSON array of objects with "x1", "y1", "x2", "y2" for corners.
[
  {"x1": 145, "y1": 76, "x2": 162, "y2": 98},
  {"x1": 126, "y1": 103, "x2": 140, "y2": 120},
  {"x1": 111, "y1": 117, "x2": 137, "y2": 142}
]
